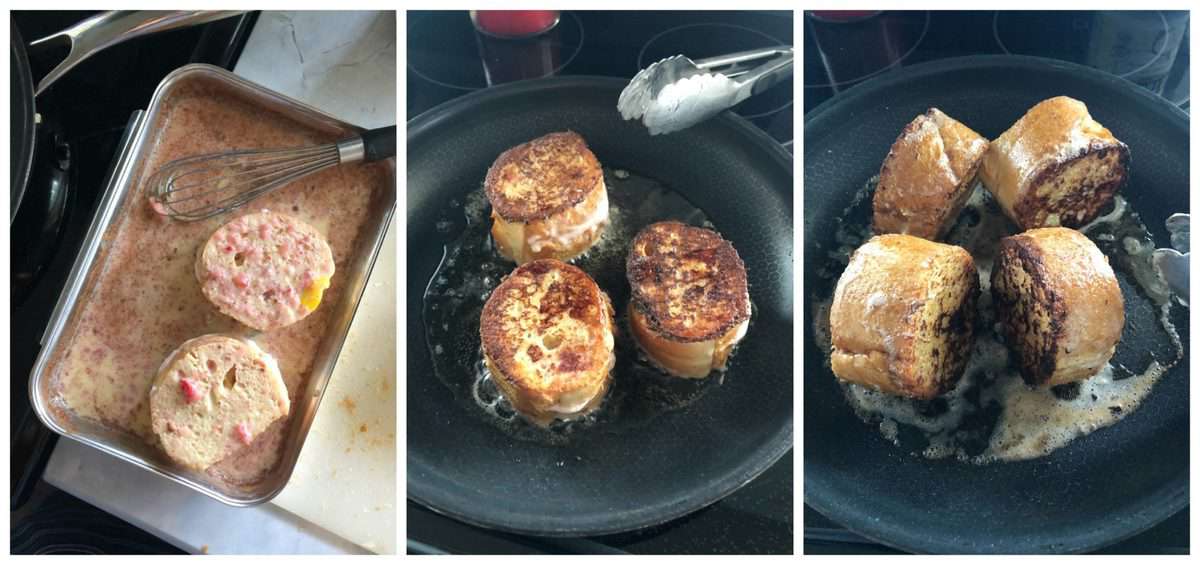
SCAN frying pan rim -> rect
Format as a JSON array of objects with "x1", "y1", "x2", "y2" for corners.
[
  {"x1": 11, "y1": 18, "x2": 36, "y2": 223},
  {"x1": 406, "y1": 74, "x2": 794, "y2": 536},
  {"x1": 802, "y1": 54, "x2": 1189, "y2": 553},
  {"x1": 407, "y1": 74, "x2": 794, "y2": 174}
]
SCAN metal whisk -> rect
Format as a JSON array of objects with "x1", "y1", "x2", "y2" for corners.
[{"x1": 148, "y1": 125, "x2": 395, "y2": 221}]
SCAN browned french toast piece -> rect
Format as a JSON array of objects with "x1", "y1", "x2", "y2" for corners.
[
  {"x1": 991, "y1": 227, "x2": 1124, "y2": 386},
  {"x1": 485, "y1": 131, "x2": 609, "y2": 264},
  {"x1": 979, "y1": 96, "x2": 1130, "y2": 230},
  {"x1": 479, "y1": 259, "x2": 615, "y2": 425},
  {"x1": 873, "y1": 108, "x2": 990, "y2": 241},
  {"x1": 830, "y1": 234, "x2": 979, "y2": 399},
  {"x1": 626, "y1": 221, "x2": 750, "y2": 379}
]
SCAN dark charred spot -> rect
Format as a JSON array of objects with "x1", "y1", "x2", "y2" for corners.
[
  {"x1": 994, "y1": 237, "x2": 1065, "y2": 385},
  {"x1": 522, "y1": 260, "x2": 553, "y2": 276},
  {"x1": 1051, "y1": 382, "x2": 1079, "y2": 400},
  {"x1": 557, "y1": 349, "x2": 584, "y2": 372},
  {"x1": 1017, "y1": 143, "x2": 1129, "y2": 229}
]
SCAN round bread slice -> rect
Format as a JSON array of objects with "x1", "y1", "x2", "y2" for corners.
[
  {"x1": 992, "y1": 227, "x2": 1124, "y2": 386},
  {"x1": 485, "y1": 131, "x2": 609, "y2": 264},
  {"x1": 196, "y1": 210, "x2": 335, "y2": 331},
  {"x1": 830, "y1": 234, "x2": 979, "y2": 399},
  {"x1": 480, "y1": 259, "x2": 615, "y2": 426},
  {"x1": 626, "y1": 221, "x2": 751, "y2": 378},
  {"x1": 149, "y1": 335, "x2": 290, "y2": 471}
]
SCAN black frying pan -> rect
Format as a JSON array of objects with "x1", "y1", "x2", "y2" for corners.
[
  {"x1": 9, "y1": 11, "x2": 242, "y2": 222},
  {"x1": 804, "y1": 55, "x2": 1189, "y2": 554},
  {"x1": 408, "y1": 76, "x2": 793, "y2": 535},
  {"x1": 11, "y1": 18, "x2": 36, "y2": 223}
]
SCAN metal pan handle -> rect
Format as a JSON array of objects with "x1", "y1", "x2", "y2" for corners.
[
  {"x1": 30, "y1": 11, "x2": 244, "y2": 96},
  {"x1": 42, "y1": 110, "x2": 146, "y2": 346}
]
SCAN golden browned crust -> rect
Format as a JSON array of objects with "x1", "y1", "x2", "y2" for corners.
[
  {"x1": 979, "y1": 96, "x2": 1130, "y2": 230},
  {"x1": 484, "y1": 131, "x2": 604, "y2": 222},
  {"x1": 829, "y1": 234, "x2": 979, "y2": 399},
  {"x1": 626, "y1": 221, "x2": 750, "y2": 343},
  {"x1": 991, "y1": 227, "x2": 1124, "y2": 386},
  {"x1": 873, "y1": 108, "x2": 990, "y2": 240},
  {"x1": 479, "y1": 259, "x2": 615, "y2": 421}
]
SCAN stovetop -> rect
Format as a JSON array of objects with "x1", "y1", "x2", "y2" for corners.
[
  {"x1": 408, "y1": 10, "x2": 793, "y2": 146},
  {"x1": 804, "y1": 10, "x2": 1189, "y2": 114},
  {"x1": 802, "y1": 10, "x2": 1189, "y2": 554},
  {"x1": 406, "y1": 10, "x2": 793, "y2": 555},
  {"x1": 9, "y1": 10, "x2": 258, "y2": 554}
]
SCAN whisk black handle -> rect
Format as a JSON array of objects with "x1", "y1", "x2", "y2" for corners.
[{"x1": 361, "y1": 125, "x2": 397, "y2": 162}]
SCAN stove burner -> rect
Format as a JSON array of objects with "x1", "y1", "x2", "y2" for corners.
[
  {"x1": 993, "y1": 11, "x2": 1172, "y2": 80},
  {"x1": 637, "y1": 22, "x2": 792, "y2": 120},
  {"x1": 804, "y1": 11, "x2": 929, "y2": 89},
  {"x1": 407, "y1": 11, "x2": 583, "y2": 91},
  {"x1": 11, "y1": 115, "x2": 73, "y2": 307}
]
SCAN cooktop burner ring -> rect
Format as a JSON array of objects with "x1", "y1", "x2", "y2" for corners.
[
  {"x1": 407, "y1": 10, "x2": 584, "y2": 91},
  {"x1": 637, "y1": 22, "x2": 792, "y2": 120},
  {"x1": 992, "y1": 10, "x2": 1171, "y2": 79},
  {"x1": 803, "y1": 10, "x2": 930, "y2": 89}
]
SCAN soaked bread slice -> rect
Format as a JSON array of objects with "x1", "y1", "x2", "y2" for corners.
[
  {"x1": 196, "y1": 210, "x2": 336, "y2": 331},
  {"x1": 979, "y1": 96, "x2": 1129, "y2": 230},
  {"x1": 149, "y1": 335, "x2": 289, "y2": 470},
  {"x1": 485, "y1": 131, "x2": 609, "y2": 264},
  {"x1": 873, "y1": 108, "x2": 989, "y2": 240},
  {"x1": 992, "y1": 227, "x2": 1124, "y2": 386},
  {"x1": 830, "y1": 234, "x2": 979, "y2": 399},
  {"x1": 626, "y1": 221, "x2": 750, "y2": 378},
  {"x1": 480, "y1": 259, "x2": 615, "y2": 425}
]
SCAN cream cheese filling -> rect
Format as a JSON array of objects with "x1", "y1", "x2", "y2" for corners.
[{"x1": 528, "y1": 184, "x2": 609, "y2": 253}]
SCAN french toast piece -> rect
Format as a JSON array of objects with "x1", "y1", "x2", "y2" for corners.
[
  {"x1": 830, "y1": 234, "x2": 979, "y2": 399},
  {"x1": 991, "y1": 227, "x2": 1124, "y2": 386},
  {"x1": 479, "y1": 259, "x2": 615, "y2": 425},
  {"x1": 873, "y1": 108, "x2": 990, "y2": 240},
  {"x1": 979, "y1": 96, "x2": 1130, "y2": 230},
  {"x1": 196, "y1": 210, "x2": 335, "y2": 332},
  {"x1": 626, "y1": 222, "x2": 751, "y2": 379},
  {"x1": 485, "y1": 131, "x2": 609, "y2": 264},
  {"x1": 149, "y1": 335, "x2": 289, "y2": 470}
]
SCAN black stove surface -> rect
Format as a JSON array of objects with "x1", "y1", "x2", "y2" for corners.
[
  {"x1": 406, "y1": 10, "x2": 793, "y2": 555},
  {"x1": 9, "y1": 10, "x2": 258, "y2": 554},
  {"x1": 802, "y1": 10, "x2": 1189, "y2": 555},
  {"x1": 804, "y1": 10, "x2": 1189, "y2": 114},
  {"x1": 408, "y1": 10, "x2": 793, "y2": 145}
]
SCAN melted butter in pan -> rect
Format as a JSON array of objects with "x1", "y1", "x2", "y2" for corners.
[{"x1": 423, "y1": 168, "x2": 750, "y2": 445}]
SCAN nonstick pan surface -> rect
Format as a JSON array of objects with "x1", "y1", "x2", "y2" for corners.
[
  {"x1": 804, "y1": 55, "x2": 1189, "y2": 554},
  {"x1": 11, "y1": 18, "x2": 35, "y2": 222},
  {"x1": 408, "y1": 76, "x2": 794, "y2": 536}
]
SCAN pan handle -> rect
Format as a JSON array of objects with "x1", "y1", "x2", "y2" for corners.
[{"x1": 30, "y1": 11, "x2": 244, "y2": 96}]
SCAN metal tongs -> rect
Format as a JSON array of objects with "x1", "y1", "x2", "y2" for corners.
[
  {"x1": 618, "y1": 46, "x2": 793, "y2": 135},
  {"x1": 1152, "y1": 213, "x2": 1189, "y2": 306}
]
